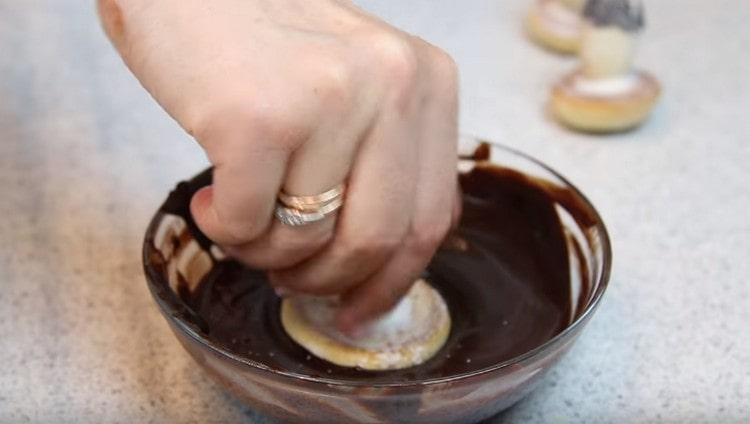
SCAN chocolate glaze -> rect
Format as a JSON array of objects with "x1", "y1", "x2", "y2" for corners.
[
  {"x1": 172, "y1": 161, "x2": 589, "y2": 384},
  {"x1": 583, "y1": 0, "x2": 644, "y2": 32}
]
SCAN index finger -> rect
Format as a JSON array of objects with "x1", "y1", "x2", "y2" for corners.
[{"x1": 190, "y1": 129, "x2": 290, "y2": 246}]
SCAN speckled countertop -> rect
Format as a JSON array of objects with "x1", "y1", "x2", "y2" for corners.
[{"x1": 1, "y1": 0, "x2": 748, "y2": 422}]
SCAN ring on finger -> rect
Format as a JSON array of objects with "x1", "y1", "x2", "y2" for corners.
[
  {"x1": 278, "y1": 183, "x2": 346, "y2": 212},
  {"x1": 275, "y1": 196, "x2": 344, "y2": 227}
]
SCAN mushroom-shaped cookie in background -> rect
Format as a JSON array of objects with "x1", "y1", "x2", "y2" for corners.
[
  {"x1": 526, "y1": 0, "x2": 587, "y2": 54},
  {"x1": 550, "y1": 0, "x2": 661, "y2": 133}
]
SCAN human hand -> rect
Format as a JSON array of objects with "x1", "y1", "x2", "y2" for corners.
[{"x1": 99, "y1": 0, "x2": 460, "y2": 333}]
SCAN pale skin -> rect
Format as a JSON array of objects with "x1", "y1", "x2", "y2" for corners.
[{"x1": 98, "y1": 0, "x2": 460, "y2": 334}]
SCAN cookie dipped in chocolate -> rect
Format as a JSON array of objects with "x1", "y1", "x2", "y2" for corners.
[{"x1": 179, "y1": 158, "x2": 582, "y2": 384}]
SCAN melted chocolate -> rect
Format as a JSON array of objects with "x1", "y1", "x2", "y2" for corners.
[{"x1": 180, "y1": 164, "x2": 586, "y2": 383}]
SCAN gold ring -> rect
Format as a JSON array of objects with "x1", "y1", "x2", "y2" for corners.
[
  {"x1": 278, "y1": 183, "x2": 345, "y2": 212},
  {"x1": 275, "y1": 197, "x2": 344, "y2": 226}
]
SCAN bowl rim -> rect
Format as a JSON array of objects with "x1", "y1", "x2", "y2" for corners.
[{"x1": 142, "y1": 138, "x2": 612, "y2": 388}]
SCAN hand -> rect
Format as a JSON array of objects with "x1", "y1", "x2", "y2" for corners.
[{"x1": 99, "y1": 0, "x2": 460, "y2": 332}]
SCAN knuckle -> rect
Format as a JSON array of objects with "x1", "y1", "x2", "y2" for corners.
[
  {"x1": 312, "y1": 59, "x2": 354, "y2": 107},
  {"x1": 187, "y1": 97, "x2": 306, "y2": 153},
  {"x1": 365, "y1": 32, "x2": 419, "y2": 87},
  {"x1": 427, "y1": 47, "x2": 459, "y2": 96},
  {"x1": 429, "y1": 47, "x2": 459, "y2": 81}
]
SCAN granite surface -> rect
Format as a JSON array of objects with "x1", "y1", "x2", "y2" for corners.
[{"x1": 1, "y1": 0, "x2": 748, "y2": 422}]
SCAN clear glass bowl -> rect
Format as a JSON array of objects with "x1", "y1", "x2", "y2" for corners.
[{"x1": 142, "y1": 136, "x2": 611, "y2": 423}]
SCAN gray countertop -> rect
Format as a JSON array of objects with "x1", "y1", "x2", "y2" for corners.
[{"x1": 1, "y1": 0, "x2": 748, "y2": 422}]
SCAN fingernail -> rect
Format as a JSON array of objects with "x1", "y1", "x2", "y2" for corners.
[{"x1": 337, "y1": 312, "x2": 364, "y2": 339}]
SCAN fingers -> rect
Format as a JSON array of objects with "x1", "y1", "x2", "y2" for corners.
[
  {"x1": 222, "y1": 216, "x2": 338, "y2": 269},
  {"x1": 334, "y1": 237, "x2": 433, "y2": 334},
  {"x1": 337, "y1": 45, "x2": 460, "y2": 331},
  {"x1": 211, "y1": 140, "x2": 350, "y2": 269},
  {"x1": 413, "y1": 44, "x2": 460, "y2": 236},
  {"x1": 186, "y1": 30, "x2": 458, "y2": 334},
  {"x1": 223, "y1": 76, "x2": 374, "y2": 269},
  {"x1": 280, "y1": 97, "x2": 363, "y2": 197},
  {"x1": 270, "y1": 105, "x2": 420, "y2": 295},
  {"x1": 189, "y1": 114, "x2": 292, "y2": 246}
]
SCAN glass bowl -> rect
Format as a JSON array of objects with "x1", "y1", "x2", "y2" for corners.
[{"x1": 142, "y1": 136, "x2": 611, "y2": 423}]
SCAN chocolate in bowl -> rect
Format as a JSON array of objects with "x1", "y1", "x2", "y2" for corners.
[{"x1": 142, "y1": 137, "x2": 611, "y2": 423}]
